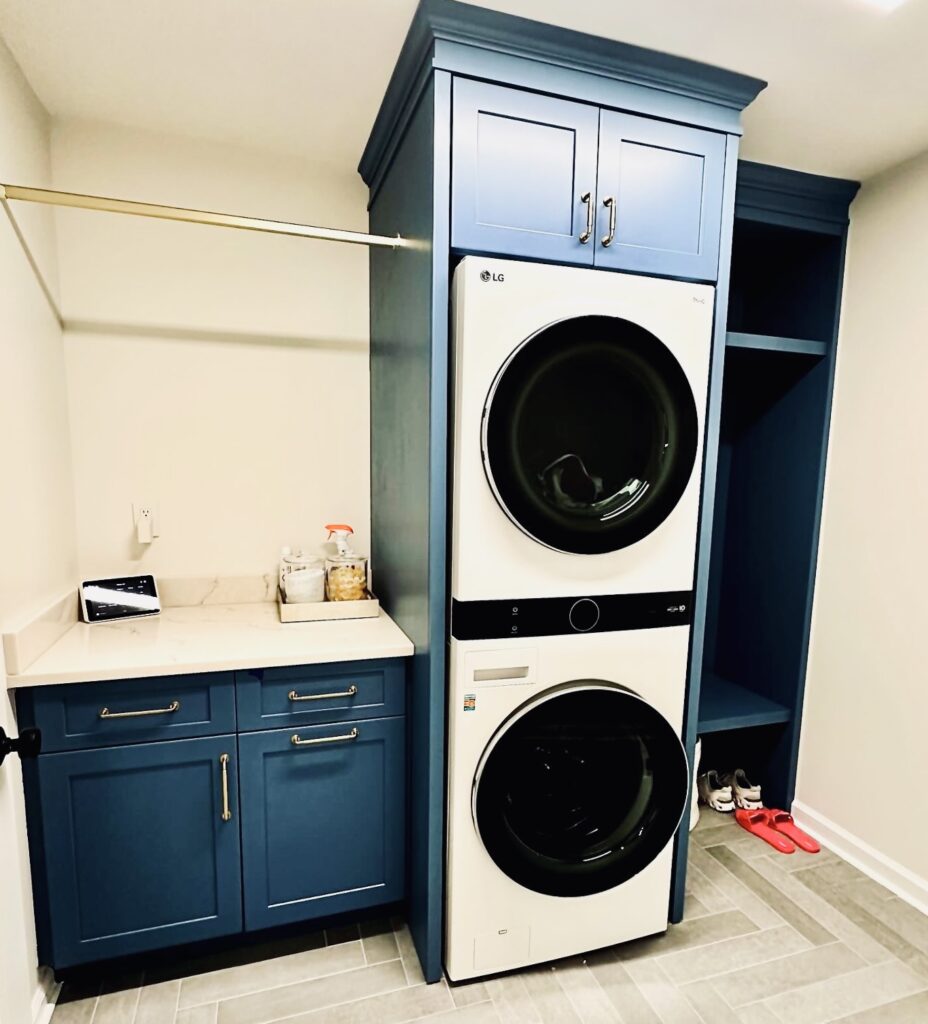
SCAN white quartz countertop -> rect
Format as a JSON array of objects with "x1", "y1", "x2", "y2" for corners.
[{"x1": 6, "y1": 603, "x2": 414, "y2": 688}]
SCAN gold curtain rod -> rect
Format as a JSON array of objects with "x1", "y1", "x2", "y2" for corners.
[{"x1": 0, "y1": 183, "x2": 405, "y2": 249}]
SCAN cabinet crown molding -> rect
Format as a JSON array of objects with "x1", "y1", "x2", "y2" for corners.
[{"x1": 359, "y1": 0, "x2": 767, "y2": 191}]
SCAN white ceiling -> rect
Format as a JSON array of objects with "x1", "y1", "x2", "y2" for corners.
[{"x1": 0, "y1": 0, "x2": 927, "y2": 183}]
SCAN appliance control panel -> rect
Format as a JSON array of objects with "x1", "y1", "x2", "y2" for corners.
[{"x1": 451, "y1": 591, "x2": 692, "y2": 641}]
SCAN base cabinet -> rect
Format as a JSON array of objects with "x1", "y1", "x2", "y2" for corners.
[
  {"x1": 239, "y1": 717, "x2": 405, "y2": 931},
  {"x1": 29, "y1": 735, "x2": 242, "y2": 968},
  {"x1": 19, "y1": 659, "x2": 408, "y2": 969}
]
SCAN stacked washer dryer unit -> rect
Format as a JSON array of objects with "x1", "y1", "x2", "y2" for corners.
[{"x1": 446, "y1": 256, "x2": 714, "y2": 981}]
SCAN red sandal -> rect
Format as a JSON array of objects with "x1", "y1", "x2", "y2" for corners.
[
  {"x1": 766, "y1": 810, "x2": 820, "y2": 853},
  {"x1": 735, "y1": 808, "x2": 795, "y2": 854}
]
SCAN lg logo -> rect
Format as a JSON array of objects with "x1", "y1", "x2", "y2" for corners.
[{"x1": 480, "y1": 270, "x2": 504, "y2": 283}]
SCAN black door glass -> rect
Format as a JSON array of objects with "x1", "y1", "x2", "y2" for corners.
[
  {"x1": 483, "y1": 315, "x2": 699, "y2": 554},
  {"x1": 474, "y1": 684, "x2": 688, "y2": 897}
]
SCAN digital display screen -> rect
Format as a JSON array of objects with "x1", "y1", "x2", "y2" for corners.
[{"x1": 80, "y1": 575, "x2": 160, "y2": 623}]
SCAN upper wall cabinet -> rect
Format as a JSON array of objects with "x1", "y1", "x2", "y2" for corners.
[
  {"x1": 595, "y1": 113, "x2": 725, "y2": 280},
  {"x1": 451, "y1": 79, "x2": 727, "y2": 281},
  {"x1": 452, "y1": 78, "x2": 600, "y2": 265}
]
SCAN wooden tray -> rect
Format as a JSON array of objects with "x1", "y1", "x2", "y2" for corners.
[{"x1": 277, "y1": 591, "x2": 380, "y2": 623}]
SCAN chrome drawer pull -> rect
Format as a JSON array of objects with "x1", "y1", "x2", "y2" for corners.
[
  {"x1": 601, "y1": 195, "x2": 617, "y2": 247},
  {"x1": 579, "y1": 190, "x2": 593, "y2": 243},
  {"x1": 291, "y1": 727, "x2": 359, "y2": 747},
  {"x1": 288, "y1": 684, "x2": 358, "y2": 702},
  {"x1": 99, "y1": 700, "x2": 181, "y2": 719},
  {"x1": 220, "y1": 753, "x2": 232, "y2": 822}
]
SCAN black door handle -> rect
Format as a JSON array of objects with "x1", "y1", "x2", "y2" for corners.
[{"x1": 0, "y1": 726, "x2": 41, "y2": 767}]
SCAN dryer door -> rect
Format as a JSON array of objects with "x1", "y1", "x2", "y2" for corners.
[
  {"x1": 473, "y1": 682, "x2": 688, "y2": 897},
  {"x1": 482, "y1": 315, "x2": 699, "y2": 554}
]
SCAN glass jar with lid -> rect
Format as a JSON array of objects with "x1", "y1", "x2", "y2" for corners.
[{"x1": 324, "y1": 523, "x2": 369, "y2": 602}]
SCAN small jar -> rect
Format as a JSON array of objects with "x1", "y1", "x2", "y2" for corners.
[
  {"x1": 284, "y1": 566, "x2": 325, "y2": 603},
  {"x1": 281, "y1": 552, "x2": 325, "y2": 603},
  {"x1": 325, "y1": 554, "x2": 369, "y2": 602}
]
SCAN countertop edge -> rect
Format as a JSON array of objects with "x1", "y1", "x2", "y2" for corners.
[
  {"x1": 7, "y1": 641, "x2": 416, "y2": 688},
  {"x1": 6, "y1": 607, "x2": 415, "y2": 689}
]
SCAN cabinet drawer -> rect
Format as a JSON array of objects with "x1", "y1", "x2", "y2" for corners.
[
  {"x1": 19, "y1": 673, "x2": 236, "y2": 752},
  {"x1": 236, "y1": 659, "x2": 405, "y2": 731},
  {"x1": 239, "y1": 716, "x2": 405, "y2": 931}
]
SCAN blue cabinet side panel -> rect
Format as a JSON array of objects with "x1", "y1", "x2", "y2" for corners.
[
  {"x1": 670, "y1": 132, "x2": 740, "y2": 922},
  {"x1": 238, "y1": 717, "x2": 406, "y2": 932},
  {"x1": 368, "y1": 73, "x2": 450, "y2": 984},
  {"x1": 35, "y1": 735, "x2": 242, "y2": 968}
]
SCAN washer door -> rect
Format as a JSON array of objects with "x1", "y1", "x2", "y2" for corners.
[
  {"x1": 482, "y1": 315, "x2": 699, "y2": 554},
  {"x1": 473, "y1": 682, "x2": 688, "y2": 897}
]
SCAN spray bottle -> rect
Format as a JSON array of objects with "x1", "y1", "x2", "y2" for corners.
[{"x1": 324, "y1": 524, "x2": 369, "y2": 601}]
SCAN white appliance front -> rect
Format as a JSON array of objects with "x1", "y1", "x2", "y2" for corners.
[
  {"x1": 451, "y1": 256, "x2": 714, "y2": 602},
  {"x1": 445, "y1": 629, "x2": 690, "y2": 981}
]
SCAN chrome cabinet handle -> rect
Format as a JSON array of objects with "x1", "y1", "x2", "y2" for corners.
[
  {"x1": 220, "y1": 753, "x2": 232, "y2": 822},
  {"x1": 579, "y1": 191, "x2": 594, "y2": 243},
  {"x1": 601, "y1": 196, "x2": 617, "y2": 246},
  {"x1": 288, "y1": 684, "x2": 358, "y2": 703},
  {"x1": 291, "y1": 727, "x2": 359, "y2": 747},
  {"x1": 99, "y1": 700, "x2": 180, "y2": 719}
]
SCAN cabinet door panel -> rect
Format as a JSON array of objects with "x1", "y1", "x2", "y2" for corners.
[
  {"x1": 452, "y1": 78, "x2": 599, "y2": 264},
  {"x1": 239, "y1": 717, "x2": 405, "y2": 931},
  {"x1": 35, "y1": 736, "x2": 241, "y2": 967},
  {"x1": 596, "y1": 112, "x2": 725, "y2": 280}
]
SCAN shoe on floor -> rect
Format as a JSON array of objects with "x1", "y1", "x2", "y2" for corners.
[
  {"x1": 719, "y1": 768, "x2": 763, "y2": 810},
  {"x1": 735, "y1": 808, "x2": 794, "y2": 854},
  {"x1": 697, "y1": 770, "x2": 734, "y2": 812}
]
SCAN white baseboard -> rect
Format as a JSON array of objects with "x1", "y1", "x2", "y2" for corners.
[
  {"x1": 792, "y1": 800, "x2": 928, "y2": 916},
  {"x1": 30, "y1": 969, "x2": 60, "y2": 1024}
]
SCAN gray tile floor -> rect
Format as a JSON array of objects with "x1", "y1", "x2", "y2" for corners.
[{"x1": 52, "y1": 810, "x2": 928, "y2": 1023}]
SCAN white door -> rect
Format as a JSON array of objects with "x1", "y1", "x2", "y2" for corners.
[{"x1": 0, "y1": 689, "x2": 43, "y2": 1024}]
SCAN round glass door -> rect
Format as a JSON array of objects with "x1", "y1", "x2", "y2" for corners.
[
  {"x1": 482, "y1": 315, "x2": 699, "y2": 554},
  {"x1": 473, "y1": 682, "x2": 688, "y2": 897}
]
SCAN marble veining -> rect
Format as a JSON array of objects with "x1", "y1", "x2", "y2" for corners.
[{"x1": 158, "y1": 574, "x2": 278, "y2": 608}]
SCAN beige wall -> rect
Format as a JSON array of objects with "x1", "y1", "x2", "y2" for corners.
[
  {"x1": 0, "y1": 37, "x2": 73, "y2": 1024},
  {"x1": 54, "y1": 120, "x2": 371, "y2": 579},
  {"x1": 798, "y1": 150, "x2": 928, "y2": 890}
]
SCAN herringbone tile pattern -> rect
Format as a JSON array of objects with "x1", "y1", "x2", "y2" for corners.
[{"x1": 52, "y1": 810, "x2": 928, "y2": 1022}]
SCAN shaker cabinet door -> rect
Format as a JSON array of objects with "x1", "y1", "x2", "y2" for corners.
[
  {"x1": 594, "y1": 111, "x2": 726, "y2": 280},
  {"x1": 451, "y1": 78, "x2": 599, "y2": 264},
  {"x1": 33, "y1": 736, "x2": 242, "y2": 967},
  {"x1": 238, "y1": 716, "x2": 405, "y2": 931}
]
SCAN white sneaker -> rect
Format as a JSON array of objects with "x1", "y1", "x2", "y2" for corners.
[
  {"x1": 719, "y1": 769, "x2": 763, "y2": 810},
  {"x1": 689, "y1": 738, "x2": 703, "y2": 831},
  {"x1": 697, "y1": 770, "x2": 734, "y2": 813}
]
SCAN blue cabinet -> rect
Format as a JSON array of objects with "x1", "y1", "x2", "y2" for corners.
[
  {"x1": 29, "y1": 735, "x2": 242, "y2": 967},
  {"x1": 452, "y1": 78, "x2": 600, "y2": 265},
  {"x1": 19, "y1": 656, "x2": 408, "y2": 969},
  {"x1": 238, "y1": 716, "x2": 405, "y2": 931},
  {"x1": 451, "y1": 79, "x2": 726, "y2": 281},
  {"x1": 595, "y1": 111, "x2": 725, "y2": 280}
]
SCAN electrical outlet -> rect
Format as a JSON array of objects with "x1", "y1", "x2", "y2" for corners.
[{"x1": 131, "y1": 502, "x2": 160, "y2": 540}]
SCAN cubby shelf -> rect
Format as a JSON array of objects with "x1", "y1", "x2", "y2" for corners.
[
  {"x1": 726, "y1": 331, "x2": 827, "y2": 358},
  {"x1": 698, "y1": 672, "x2": 792, "y2": 734}
]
